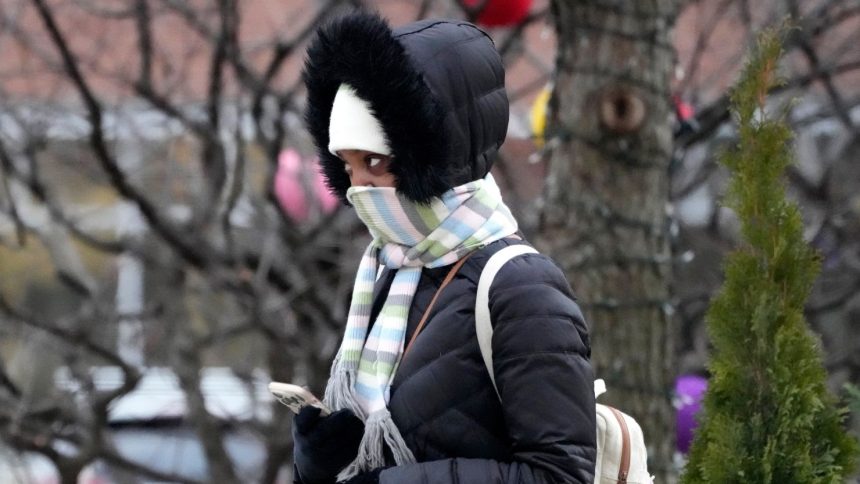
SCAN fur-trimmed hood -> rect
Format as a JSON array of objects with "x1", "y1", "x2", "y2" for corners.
[{"x1": 302, "y1": 11, "x2": 509, "y2": 204}]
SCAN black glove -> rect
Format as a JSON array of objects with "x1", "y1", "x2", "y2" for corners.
[
  {"x1": 337, "y1": 467, "x2": 386, "y2": 484},
  {"x1": 293, "y1": 406, "x2": 365, "y2": 484}
]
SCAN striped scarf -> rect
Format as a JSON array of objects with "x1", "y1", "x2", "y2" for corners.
[{"x1": 325, "y1": 174, "x2": 518, "y2": 479}]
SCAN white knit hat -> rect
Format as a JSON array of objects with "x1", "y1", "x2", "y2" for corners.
[{"x1": 328, "y1": 84, "x2": 391, "y2": 156}]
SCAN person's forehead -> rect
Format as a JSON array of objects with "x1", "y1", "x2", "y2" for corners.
[{"x1": 338, "y1": 149, "x2": 387, "y2": 157}]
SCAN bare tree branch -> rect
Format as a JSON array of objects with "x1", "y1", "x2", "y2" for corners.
[
  {"x1": 31, "y1": 0, "x2": 215, "y2": 268},
  {"x1": 0, "y1": 149, "x2": 27, "y2": 247},
  {"x1": 677, "y1": 0, "x2": 736, "y2": 95},
  {"x1": 787, "y1": 0, "x2": 860, "y2": 137},
  {"x1": 0, "y1": 137, "x2": 130, "y2": 255},
  {"x1": 175, "y1": 332, "x2": 238, "y2": 483},
  {"x1": 135, "y1": 0, "x2": 153, "y2": 91},
  {"x1": 249, "y1": 1, "x2": 340, "y2": 121}
]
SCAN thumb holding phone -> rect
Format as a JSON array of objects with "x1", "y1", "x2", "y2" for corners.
[{"x1": 293, "y1": 406, "x2": 365, "y2": 484}]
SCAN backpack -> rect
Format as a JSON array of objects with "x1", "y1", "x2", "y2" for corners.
[{"x1": 475, "y1": 244, "x2": 653, "y2": 484}]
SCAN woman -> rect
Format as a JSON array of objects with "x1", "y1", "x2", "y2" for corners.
[{"x1": 293, "y1": 11, "x2": 596, "y2": 484}]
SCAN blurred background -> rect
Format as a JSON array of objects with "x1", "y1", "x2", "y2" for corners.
[{"x1": 0, "y1": 0, "x2": 858, "y2": 482}]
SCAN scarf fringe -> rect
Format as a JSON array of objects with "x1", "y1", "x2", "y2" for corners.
[
  {"x1": 324, "y1": 363, "x2": 367, "y2": 420},
  {"x1": 337, "y1": 409, "x2": 416, "y2": 481}
]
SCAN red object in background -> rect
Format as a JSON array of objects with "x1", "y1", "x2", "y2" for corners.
[
  {"x1": 274, "y1": 149, "x2": 337, "y2": 223},
  {"x1": 672, "y1": 94, "x2": 700, "y2": 138},
  {"x1": 464, "y1": 0, "x2": 533, "y2": 27},
  {"x1": 673, "y1": 94, "x2": 696, "y2": 122}
]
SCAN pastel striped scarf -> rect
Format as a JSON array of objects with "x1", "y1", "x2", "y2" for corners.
[{"x1": 325, "y1": 174, "x2": 519, "y2": 479}]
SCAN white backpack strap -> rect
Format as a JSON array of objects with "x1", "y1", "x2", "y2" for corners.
[
  {"x1": 475, "y1": 244, "x2": 538, "y2": 399},
  {"x1": 594, "y1": 378, "x2": 607, "y2": 398}
]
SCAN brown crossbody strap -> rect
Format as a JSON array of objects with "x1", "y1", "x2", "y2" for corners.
[
  {"x1": 608, "y1": 406, "x2": 631, "y2": 484},
  {"x1": 403, "y1": 252, "x2": 475, "y2": 357}
]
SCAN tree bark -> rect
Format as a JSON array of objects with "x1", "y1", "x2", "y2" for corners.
[{"x1": 541, "y1": 1, "x2": 680, "y2": 480}]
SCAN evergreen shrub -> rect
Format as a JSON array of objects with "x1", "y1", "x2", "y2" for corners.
[{"x1": 681, "y1": 25, "x2": 859, "y2": 484}]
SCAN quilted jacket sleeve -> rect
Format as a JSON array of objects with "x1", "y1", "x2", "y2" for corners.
[{"x1": 379, "y1": 253, "x2": 597, "y2": 484}]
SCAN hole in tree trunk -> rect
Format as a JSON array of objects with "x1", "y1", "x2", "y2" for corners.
[{"x1": 600, "y1": 87, "x2": 646, "y2": 134}]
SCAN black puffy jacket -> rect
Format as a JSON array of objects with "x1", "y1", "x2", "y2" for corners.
[{"x1": 374, "y1": 238, "x2": 596, "y2": 483}]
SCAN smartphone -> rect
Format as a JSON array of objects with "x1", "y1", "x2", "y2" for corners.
[{"x1": 268, "y1": 382, "x2": 331, "y2": 416}]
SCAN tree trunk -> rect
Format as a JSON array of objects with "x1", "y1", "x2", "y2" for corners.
[{"x1": 540, "y1": 1, "x2": 680, "y2": 480}]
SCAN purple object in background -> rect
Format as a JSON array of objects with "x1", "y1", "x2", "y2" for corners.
[{"x1": 675, "y1": 374, "x2": 708, "y2": 454}]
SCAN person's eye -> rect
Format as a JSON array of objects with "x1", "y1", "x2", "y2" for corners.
[{"x1": 366, "y1": 155, "x2": 390, "y2": 175}]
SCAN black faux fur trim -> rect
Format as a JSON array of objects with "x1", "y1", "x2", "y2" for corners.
[{"x1": 302, "y1": 11, "x2": 450, "y2": 204}]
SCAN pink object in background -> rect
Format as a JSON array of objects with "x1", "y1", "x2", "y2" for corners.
[{"x1": 274, "y1": 149, "x2": 337, "y2": 223}]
